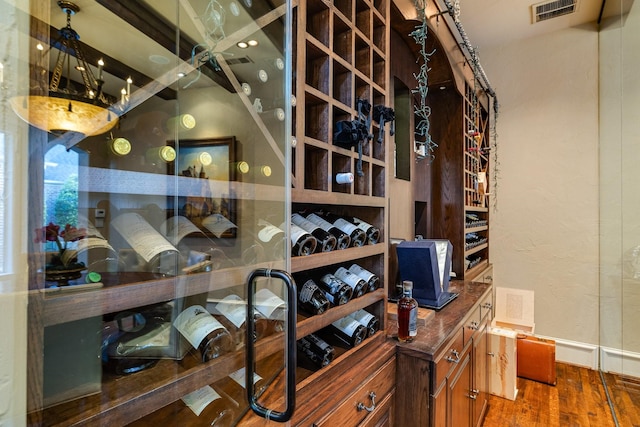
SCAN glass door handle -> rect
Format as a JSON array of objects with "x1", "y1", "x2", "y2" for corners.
[{"x1": 246, "y1": 268, "x2": 297, "y2": 422}]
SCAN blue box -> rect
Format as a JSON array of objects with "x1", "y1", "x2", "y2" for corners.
[{"x1": 396, "y1": 240, "x2": 457, "y2": 310}]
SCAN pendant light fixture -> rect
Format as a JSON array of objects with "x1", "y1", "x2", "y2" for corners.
[{"x1": 10, "y1": 1, "x2": 124, "y2": 137}]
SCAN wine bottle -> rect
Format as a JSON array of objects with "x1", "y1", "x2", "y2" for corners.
[
  {"x1": 320, "y1": 212, "x2": 366, "y2": 247},
  {"x1": 397, "y1": 281, "x2": 418, "y2": 343},
  {"x1": 351, "y1": 217, "x2": 380, "y2": 245},
  {"x1": 179, "y1": 385, "x2": 236, "y2": 427},
  {"x1": 127, "y1": 384, "x2": 238, "y2": 427},
  {"x1": 333, "y1": 266, "x2": 367, "y2": 298},
  {"x1": 297, "y1": 333, "x2": 335, "y2": 368},
  {"x1": 173, "y1": 305, "x2": 233, "y2": 362},
  {"x1": 290, "y1": 222, "x2": 318, "y2": 256},
  {"x1": 318, "y1": 273, "x2": 353, "y2": 306},
  {"x1": 327, "y1": 316, "x2": 367, "y2": 347},
  {"x1": 297, "y1": 279, "x2": 330, "y2": 315},
  {"x1": 348, "y1": 309, "x2": 380, "y2": 338},
  {"x1": 254, "y1": 288, "x2": 286, "y2": 333},
  {"x1": 111, "y1": 212, "x2": 179, "y2": 275},
  {"x1": 213, "y1": 294, "x2": 269, "y2": 349},
  {"x1": 305, "y1": 213, "x2": 351, "y2": 250},
  {"x1": 291, "y1": 213, "x2": 337, "y2": 253},
  {"x1": 348, "y1": 264, "x2": 380, "y2": 293}
]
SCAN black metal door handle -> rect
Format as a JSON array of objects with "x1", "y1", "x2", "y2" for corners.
[{"x1": 246, "y1": 268, "x2": 297, "y2": 422}]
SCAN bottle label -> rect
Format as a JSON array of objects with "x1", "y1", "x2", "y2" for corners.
[
  {"x1": 320, "y1": 274, "x2": 342, "y2": 294},
  {"x1": 201, "y1": 214, "x2": 238, "y2": 238},
  {"x1": 352, "y1": 217, "x2": 372, "y2": 229},
  {"x1": 229, "y1": 367, "x2": 263, "y2": 390},
  {"x1": 182, "y1": 385, "x2": 222, "y2": 416},
  {"x1": 299, "y1": 280, "x2": 320, "y2": 303},
  {"x1": 334, "y1": 267, "x2": 363, "y2": 290},
  {"x1": 174, "y1": 305, "x2": 224, "y2": 349},
  {"x1": 350, "y1": 309, "x2": 374, "y2": 326},
  {"x1": 215, "y1": 294, "x2": 247, "y2": 329},
  {"x1": 409, "y1": 307, "x2": 418, "y2": 337},
  {"x1": 332, "y1": 317, "x2": 360, "y2": 336},
  {"x1": 111, "y1": 212, "x2": 177, "y2": 263},
  {"x1": 290, "y1": 223, "x2": 309, "y2": 244},
  {"x1": 333, "y1": 218, "x2": 358, "y2": 235},
  {"x1": 257, "y1": 223, "x2": 283, "y2": 243},
  {"x1": 292, "y1": 213, "x2": 319, "y2": 232},
  {"x1": 306, "y1": 213, "x2": 333, "y2": 232},
  {"x1": 349, "y1": 264, "x2": 376, "y2": 283},
  {"x1": 160, "y1": 215, "x2": 203, "y2": 246},
  {"x1": 255, "y1": 288, "x2": 285, "y2": 319}
]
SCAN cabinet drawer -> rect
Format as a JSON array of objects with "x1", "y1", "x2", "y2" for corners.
[
  {"x1": 480, "y1": 290, "x2": 493, "y2": 320},
  {"x1": 433, "y1": 327, "x2": 464, "y2": 389},
  {"x1": 315, "y1": 357, "x2": 396, "y2": 427},
  {"x1": 463, "y1": 305, "x2": 482, "y2": 345}
]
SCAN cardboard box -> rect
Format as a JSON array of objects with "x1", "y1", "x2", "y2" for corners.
[
  {"x1": 491, "y1": 287, "x2": 535, "y2": 335},
  {"x1": 488, "y1": 326, "x2": 518, "y2": 400}
]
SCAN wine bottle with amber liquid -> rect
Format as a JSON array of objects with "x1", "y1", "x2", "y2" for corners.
[{"x1": 397, "y1": 280, "x2": 418, "y2": 342}]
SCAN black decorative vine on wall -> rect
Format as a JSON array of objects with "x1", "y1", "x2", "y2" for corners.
[{"x1": 411, "y1": 0, "x2": 438, "y2": 163}]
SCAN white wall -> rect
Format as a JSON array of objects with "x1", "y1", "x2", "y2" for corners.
[{"x1": 481, "y1": 27, "x2": 601, "y2": 347}]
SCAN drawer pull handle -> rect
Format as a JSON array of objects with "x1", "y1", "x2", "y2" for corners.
[
  {"x1": 445, "y1": 349, "x2": 460, "y2": 363},
  {"x1": 357, "y1": 391, "x2": 377, "y2": 412},
  {"x1": 488, "y1": 352, "x2": 495, "y2": 357},
  {"x1": 467, "y1": 321, "x2": 479, "y2": 331}
]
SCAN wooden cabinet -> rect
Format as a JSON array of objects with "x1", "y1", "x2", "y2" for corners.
[
  {"x1": 393, "y1": 281, "x2": 492, "y2": 427},
  {"x1": 314, "y1": 354, "x2": 395, "y2": 427}
]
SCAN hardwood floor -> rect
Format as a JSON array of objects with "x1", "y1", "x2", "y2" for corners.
[{"x1": 482, "y1": 363, "x2": 640, "y2": 427}]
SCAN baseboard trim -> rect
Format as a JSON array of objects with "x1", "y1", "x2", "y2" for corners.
[
  {"x1": 600, "y1": 346, "x2": 640, "y2": 377},
  {"x1": 536, "y1": 334, "x2": 599, "y2": 370}
]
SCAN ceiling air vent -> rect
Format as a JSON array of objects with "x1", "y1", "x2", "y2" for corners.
[
  {"x1": 226, "y1": 56, "x2": 254, "y2": 65},
  {"x1": 531, "y1": 0, "x2": 578, "y2": 23}
]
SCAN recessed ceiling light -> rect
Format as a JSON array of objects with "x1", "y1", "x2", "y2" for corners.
[
  {"x1": 237, "y1": 41, "x2": 248, "y2": 49},
  {"x1": 149, "y1": 54, "x2": 170, "y2": 65},
  {"x1": 177, "y1": 72, "x2": 186, "y2": 78},
  {"x1": 247, "y1": 39, "x2": 258, "y2": 47}
]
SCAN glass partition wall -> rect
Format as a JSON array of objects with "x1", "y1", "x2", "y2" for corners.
[
  {"x1": 12, "y1": 0, "x2": 292, "y2": 424},
  {"x1": 599, "y1": 0, "x2": 640, "y2": 421}
]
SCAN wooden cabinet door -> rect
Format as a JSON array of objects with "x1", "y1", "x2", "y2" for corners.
[
  {"x1": 360, "y1": 391, "x2": 395, "y2": 427},
  {"x1": 472, "y1": 320, "x2": 489, "y2": 427},
  {"x1": 448, "y1": 348, "x2": 472, "y2": 427}
]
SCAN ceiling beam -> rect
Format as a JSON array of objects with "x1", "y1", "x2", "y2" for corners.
[
  {"x1": 29, "y1": 15, "x2": 177, "y2": 100},
  {"x1": 95, "y1": 0, "x2": 235, "y2": 93}
]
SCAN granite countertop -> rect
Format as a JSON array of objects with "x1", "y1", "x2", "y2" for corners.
[{"x1": 387, "y1": 280, "x2": 492, "y2": 361}]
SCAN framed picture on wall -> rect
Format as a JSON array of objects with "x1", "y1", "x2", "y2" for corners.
[{"x1": 169, "y1": 137, "x2": 238, "y2": 238}]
